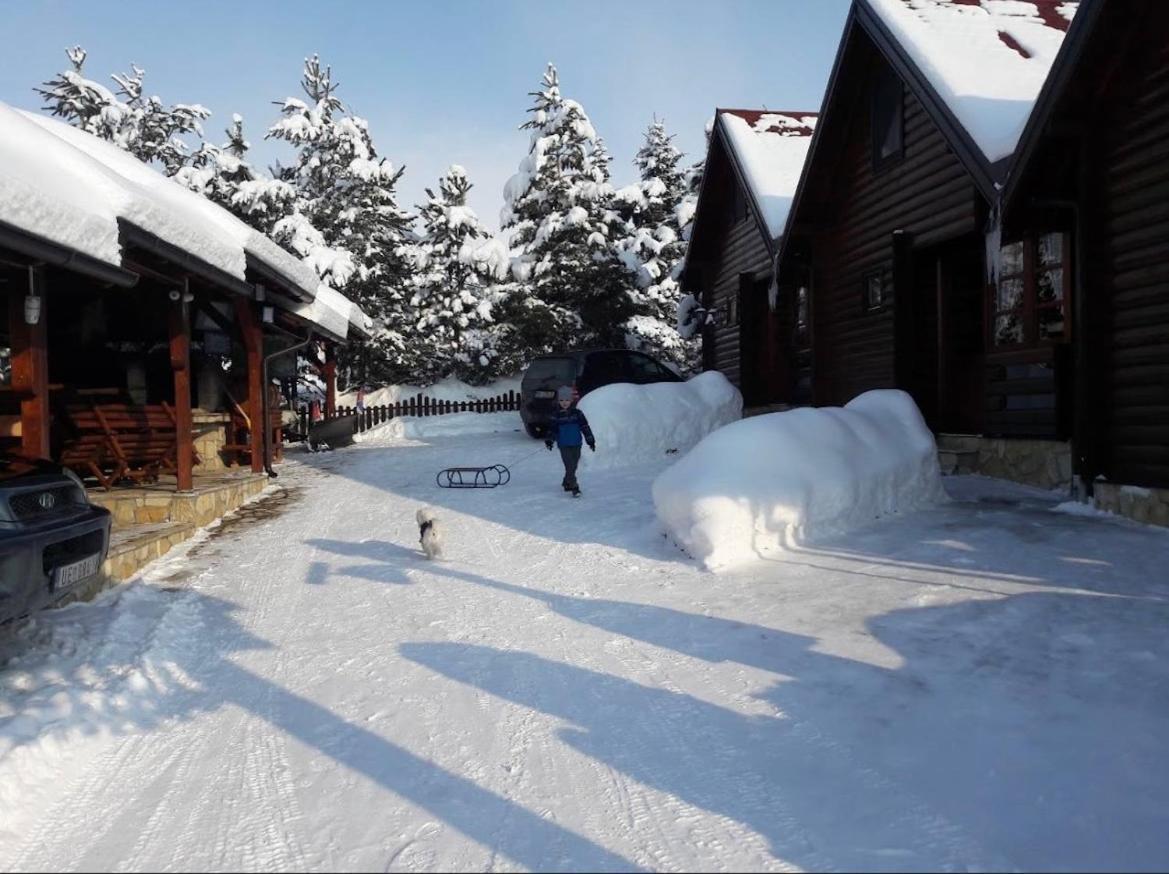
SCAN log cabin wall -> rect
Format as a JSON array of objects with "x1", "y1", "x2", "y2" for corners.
[
  {"x1": 1098, "y1": 32, "x2": 1169, "y2": 488},
  {"x1": 685, "y1": 129, "x2": 773, "y2": 393},
  {"x1": 809, "y1": 38, "x2": 981, "y2": 409}
]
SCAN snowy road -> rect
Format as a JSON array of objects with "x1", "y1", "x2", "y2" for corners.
[{"x1": 2, "y1": 420, "x2": 1168, "y2": 872}]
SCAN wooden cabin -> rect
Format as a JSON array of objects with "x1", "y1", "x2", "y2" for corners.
[
  {"x1": 0, "y1": 103, "x2": 369, "y2": 494},
  {"x1": 775, "y1": 0, "x2": 1079, "y2": 489},
  {"x1": 682, "y1": 110, "x2": 817, "y2": 410},
  {"x1": 1002, "y1": 0, "x2": 1169, "y2": 522}
]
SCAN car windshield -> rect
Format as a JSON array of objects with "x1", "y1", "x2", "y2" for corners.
[{"x1": 523, "y1": 357, "x2": 576, "y2": 385}]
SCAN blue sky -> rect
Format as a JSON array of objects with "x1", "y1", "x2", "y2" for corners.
[{"x1": 2, "y1": 0, "x2": 851, "y2": 229}]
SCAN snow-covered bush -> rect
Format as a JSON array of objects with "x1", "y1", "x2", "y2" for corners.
[
  {"x1": 652, "y1": 390, "x2": 946, "y2": 571},
  {"x1": 577, "y1": 371, "x2": 741, "y2": 471}
]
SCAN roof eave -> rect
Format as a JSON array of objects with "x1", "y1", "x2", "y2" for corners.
[
  {"x1": 776, "y1": 8, "x2": 860, "y2": 274},
  {"x1": 713, "y1": 112, "x2": 781, "y2": 259},
  {"x1": 0, "y1": 218, "x2": 139, "y2": 288},
  {"x1": 119, "y1": 220, "x2": 253, "y2": 297},
  {"x1": 245, "y1": 251, "x2": 316, "y2": 303},
  {"x1": 1000, "y1": 0, "x2": 1104, "y2": 209},
  {"x1": 855, "y1": 0, "x2": 1000, "y2": 202}
]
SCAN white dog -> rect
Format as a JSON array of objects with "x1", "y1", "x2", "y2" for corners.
[{"x1": 416, "y1": 507, "x2": 443, "y2": 560}]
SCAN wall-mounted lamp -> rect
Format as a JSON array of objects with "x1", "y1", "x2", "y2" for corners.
[
  {"x1": 262, "y1": 305, "x2": 274, "y2": 324},
  {"x1": 168, "y1": 289, "x2": 182, "y2": 302},
  {"x1": 24, "y1": 266, "x2": 42, "y2": 325},
  {"x1": 182, "y1": 291, "x2": 194, "y2": 303},
  {"x1": 23, "y1": 294, "x2": 41, "y2": 326}
]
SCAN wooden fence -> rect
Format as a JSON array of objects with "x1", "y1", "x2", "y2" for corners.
[{"x1": 299, "y1": 390, "x2": 521, "y2": 436}]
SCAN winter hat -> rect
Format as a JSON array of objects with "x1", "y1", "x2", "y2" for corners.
[{"x1": 556, "y1": 385, "x2": 574, "y2": 402}]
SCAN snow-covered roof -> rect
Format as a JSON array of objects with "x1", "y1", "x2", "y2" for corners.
[
  {"x1": 20, "y1": 110, "x2": 324, "y2": 300},
  {"x1": 0, "y1": 99, "x2": 367, "y2": 341},
  {"x1": 293, "y1": 284, "x2": 355, "y2": 341},
  {"x1": 718, "y1": 110, "x2": 818, "y2": 240},
  {"x1": 864, "y1": 0, "x2": 1078, "y2": 162},
  {"x1": 0, "y1": 103, "x2": 144, "y2": 268}
]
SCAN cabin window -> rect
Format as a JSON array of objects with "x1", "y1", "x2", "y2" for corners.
[
  {"x1": 871, "y1": 65, "x2": 904, "y2": 169},
  {"x1": 991, "y1": 232, "x2": 1071, "y2": 347},
  {"x1": 795, "y1": 284, "x2": 809, "y2": 346},
  {"x1": 728, "y1": 184, "x2": 749, "y2": 225},
  {"x1": 863, "y1": 271, "x2": 886, "y2": 310}
]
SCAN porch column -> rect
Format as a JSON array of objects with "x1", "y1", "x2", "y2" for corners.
[
  {"x1": 9, "y1": 267, "x2": 50, "y2": 459},
  {"x1": 324, "y1": 342, "x2": 337, "y2": 419},
  {"x1": 169, "y1": 283, "x2": 194, "y2": 491},
  {"x1": 234, "y1": 298, "x2": 264, "y2": 473}
]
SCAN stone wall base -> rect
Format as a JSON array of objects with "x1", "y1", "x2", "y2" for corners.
[
  {"x1": 1092, "y1": 482, "x2": 1169, "y2": 528},
  {"x1": 937, "y1": 434, "x2": 1073, "y2": 492},
  {"x1": 88, "y1": 472, "x2": 268, "y2": 530}
]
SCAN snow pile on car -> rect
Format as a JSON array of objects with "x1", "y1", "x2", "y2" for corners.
[
  {"x1": 652, "y1": 389, "x2": 945, "y2": 571},
  {"x1": 577, "y1": 371, "x2": 742, "y2": 471}
]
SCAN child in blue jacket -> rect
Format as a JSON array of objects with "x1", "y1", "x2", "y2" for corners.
[{"x1": 545, "y1": 386, "x2": 595, "y2": 496}]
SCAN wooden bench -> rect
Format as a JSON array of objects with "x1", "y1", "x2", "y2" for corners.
[{"x1": 57, "y1": 397, "x2": 200, "y2": 490}]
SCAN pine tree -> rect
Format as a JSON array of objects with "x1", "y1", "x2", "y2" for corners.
[
  {"x1": 499, "y1": 64, "x2": 630, "y2": 358},
  {"x1": 267, "y1": 55, "x2": 416, "y2": 386},
  {"x1": 176, "y1": 114, "x2": 300, "y2": 236},
  {"x1": 409, "y1": 165, "x2": 509, "y2": 384},
  {"x1": 612, "y1": 119, "x2": 693, "y2": 372},
  {"x1": 36, "y1": 46, "x2": 209, "y2": 175}
]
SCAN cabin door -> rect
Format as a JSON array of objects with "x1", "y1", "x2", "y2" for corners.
[
  {"x1": 936, "y1": 243, "x2": 985, "y2": 433},
  {"x1": 740, "y1": 276, "x2": 784, "y2": 407}
]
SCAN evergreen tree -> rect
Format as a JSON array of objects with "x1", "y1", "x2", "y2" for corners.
[
  {"x1": 267, "y1": 55, "x2": 416, "y2": 386},
  {"x1": 612, "y1": 119, "x2": 693, "y2": 372},
  {"x1": 36, "y1": 46, "x2": 209, "y2": 175},
  {"x1": 409, "y1": 165, "x2": 509, "y2": 384},
  {"x1": 499, "y1": 64, "x2": 630, "y2": 357},
  {"x1": 176, "y1": 114, "x2": 300, "y2": 236}
]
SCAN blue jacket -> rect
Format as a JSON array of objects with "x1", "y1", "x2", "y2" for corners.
[{"x1": 548, "y1": 407, "x2": 594, "y2": 448}]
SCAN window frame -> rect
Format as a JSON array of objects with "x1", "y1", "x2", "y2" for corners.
[
  {"x1": 989, "y1": 231, "x2": 1072, "y2": 350},
  {"x1": 871, "y1": 64, "x2": 905, "y2": 171},
  {"x1": 862, "y1": 269, "x2": 887, "y2": 312}
]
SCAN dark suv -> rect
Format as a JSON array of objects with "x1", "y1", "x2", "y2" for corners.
[
  {"x1": 0, "y1": 456, "x2": 112, "y2": 626},
  {"x1": 520, "y1": 348, "x2": 683, "y2": 437}
]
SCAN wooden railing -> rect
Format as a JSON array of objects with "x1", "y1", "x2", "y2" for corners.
[{"x1": 298, "y1": 390, "x2": 521, "y2": 436}]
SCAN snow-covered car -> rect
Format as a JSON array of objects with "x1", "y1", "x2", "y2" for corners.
[
  {"x1": 0, "y1": 456, "x2": 112, "y2": 625},
  {"x1": 520, "y1": 348, "x2": 682, "y2": 438}
]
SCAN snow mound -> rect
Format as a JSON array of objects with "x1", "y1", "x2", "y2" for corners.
[
  {"x1": 578, "y1": 371, "x2": 742, "y2": 471},
  {"x1": 653, "y1": 389, "x2": 945, "y2": 571},
  {"x1": 355, "y1": 412, "x2": 519, "y2": 445}
]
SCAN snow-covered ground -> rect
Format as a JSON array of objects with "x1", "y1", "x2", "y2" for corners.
[{"x1": 2, "y1": 419, "x2": 1168, "y2": 872}]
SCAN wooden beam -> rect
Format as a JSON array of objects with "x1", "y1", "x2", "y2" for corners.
[
  {"x1": 324, "y1": 343, "x2": 337, "y2": 419},
  {"x1": 9, "y1": 267, "x2": 50, "y2": 459},
  {"x1": 234, "y1": 298, "x2": 264, "y2": 474},
  {"x1": 169, "y1": 284, "x2": 193, "y2": 491}
]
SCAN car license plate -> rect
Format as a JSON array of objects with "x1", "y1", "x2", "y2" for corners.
[
  {"x1": 51, "y1": 553, "x2": 101, "y2": 591},
  {"x1": 534, "y1": 390, "x2": 554, "y2": 399}
]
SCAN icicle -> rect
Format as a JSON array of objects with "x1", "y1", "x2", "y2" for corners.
[{"x1": 984, "y1": 199, "x2": 1003, "y2": 287}]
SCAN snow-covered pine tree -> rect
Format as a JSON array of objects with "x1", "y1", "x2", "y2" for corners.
[
  {"x1": 36, "y1": 46, "x2": 210, "y2": 175},
  {"x1": 499, "y1": 64, "x2": 630, "y2": 357},
  {"x1": 176, "y1": 114, "x2": 299, "y2": 236},
  {"x1": 410, "y1": 165, "x2": 509, "y2": 385},
  {"x1": 267, "y1": 55, "x2": 416, "y2": 387},
  {"x1": 611, "y1": 119, "x2": 693, "y2": 372}
]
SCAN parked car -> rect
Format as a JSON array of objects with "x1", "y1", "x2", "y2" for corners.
[
  {"x1": 0, "y1": 455, "x2": 112, "y2": 626},
  {"x1": 520, "y1": 348, "x2": 684, "y2": 437}
]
